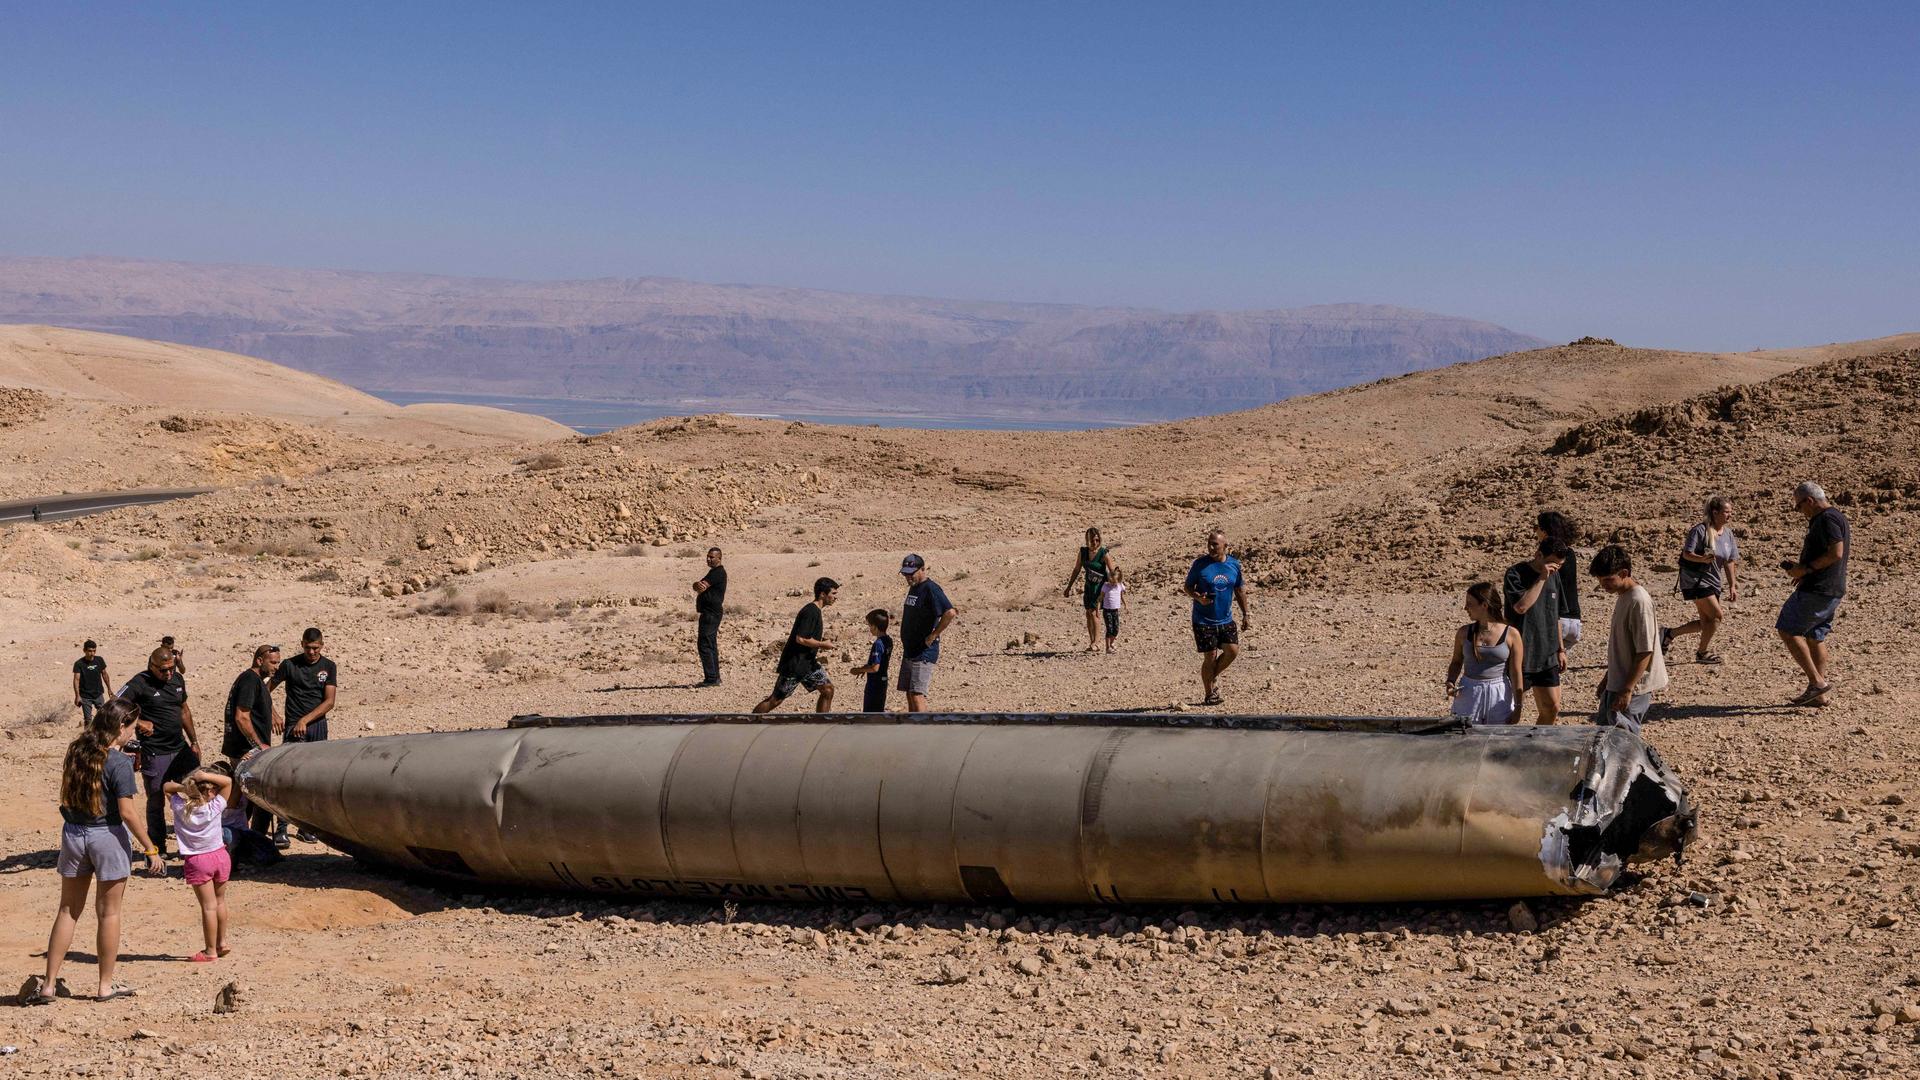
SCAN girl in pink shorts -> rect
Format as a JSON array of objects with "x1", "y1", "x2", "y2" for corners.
[{"x1": 164, "y1": 766, "x2": 233, "y2": 962}]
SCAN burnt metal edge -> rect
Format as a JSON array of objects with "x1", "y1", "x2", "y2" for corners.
[{"x1": 507, "y1": 712, "x2": 1471, "y2": 735}]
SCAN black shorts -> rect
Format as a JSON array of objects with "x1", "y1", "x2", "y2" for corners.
[
  {"x1": 1523, "y1": 667, "x2": 1561, "y2": 690},
  {"x1": 771, "y1": 666, "x2": 830, "y2": 700},
  {"x1": 1680, "y1": 586, "x2": 1721, "y2": 602},
  {"x1": 1192, "y1": 622, "x2": 1239, "y2": 653}
]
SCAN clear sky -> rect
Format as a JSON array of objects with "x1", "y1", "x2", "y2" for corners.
[{"x1": 3, "y1": 2, "x2": 1915, "y2": 349}]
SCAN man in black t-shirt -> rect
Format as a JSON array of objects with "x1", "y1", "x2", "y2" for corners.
[
  {"x1": 1503, "y1": 540, "x2": 1570, "y2": 724},
  {"x1": 693, "y1": 547, "x2": 728, "y2": 686},
  {"x1": 269, "y1": 627, "x2": 339, "y2": 845},
  {"x1": 1777, "y1": 481, "x2": 1850, "y2": 707},
  {"x1": 72, "y1": 640, "x2": 110, "y2": 724},
  {"x1": 117, "y1": 646, "x2": 198, "y2": 856},
  {"x1": 753, "y1": 578, "x2": 837, "y2": 713},
  {"x1": 224, "y1": 644, "x2": 281, "y2": 832}
]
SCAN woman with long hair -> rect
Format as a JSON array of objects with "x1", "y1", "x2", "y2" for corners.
[
  {"x1": 24, "y1": 698, "x2": 163, "y2": 1004},
  {"x1": 1062, "y1": 526, "x2": 1120, "y2": 653},
  {"x1": 1445, "y1": 582, "x2": 1526, "y2": 724},
  {"x1": 1665, "y1": 495, "x2": 1740, "y2": 664}
]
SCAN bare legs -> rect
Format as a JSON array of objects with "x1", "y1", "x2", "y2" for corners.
[
  {"x1": 1779, "y1": 630, "x2": 1830, "y2": 701},
  {"x1": 43, "y1": 874, "x2": 125, "y2": 999},
  {"x1": 1083, "y1": 608, "x2": 1102, "y2": 652},
  {"x1": 1529, "y1": 685, "x2": 1561, "y2": 725},
  {"x1": 1670, "y1": 596, "x2": 1724, "y2": 657},
  {"x1": 1200, "y1": 644, "x2": 1238, "y2": 702},
  {"x1": 192, "y1": 880, "x2": 223, "y2": 957}
]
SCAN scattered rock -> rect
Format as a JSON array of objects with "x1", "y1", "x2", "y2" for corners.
[{"x1": 1507, "y1": 901, "x2": 1538, "y2": 933}]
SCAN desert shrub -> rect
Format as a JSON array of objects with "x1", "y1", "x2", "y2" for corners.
[
  {"x1": 474, "y1": 589, "x2": 514, "y2": 614},
  {"x1": 676, "y1": 547, "x2": 699, "y2": 558},
  {"x1": 620, "y1": 544, "x2": 651, "y2": 557},
  {"x1": 132, "y1": 547, "x2": 163, "y2": 561},
  {"x1": 415, "y1": 590, "x2": 476, "y2": 616},
  {"x1": 524, "y1": 452, "x2": 565, "y2": 471},
  {"x1": 482, "y1": 649, "x2": 513, "y2": 672},
  {"x1": 951, "y1": 569, "x2": 971, "y2": 581},
  {"x1": 12, "y1": 699, "x2": 69, "y2": 731},
  {"x1": 300, "y1": 566, "x2": 343, "y2": 583}
]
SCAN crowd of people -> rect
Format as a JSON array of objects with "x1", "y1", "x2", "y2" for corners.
[
  {"x1": 26, "y1": 626, "x2": 341, "y2": 1003},
  {"x1": 26, "y1": 480, "x2": 1850, "y2": 1003},
  {"x1": 1445, "y1": 482, "x2": 1850, "y2": 731}
]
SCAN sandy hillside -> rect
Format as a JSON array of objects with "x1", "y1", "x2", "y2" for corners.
[
  {"x1": 0, "y1": 334, "x2": 1917, "y2": 1078},
  {"x1": 0, "y1": 326, "x2": 573, "y2": 491}
]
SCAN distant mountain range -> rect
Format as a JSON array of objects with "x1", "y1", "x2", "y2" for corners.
[{"x1": 0, "y1": 255, "x2": 1546, "y2": 422}]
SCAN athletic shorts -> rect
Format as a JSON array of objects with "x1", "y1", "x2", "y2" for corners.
[
  {"x1": 1523, "y1": 666, "x2": 1561, "y2": 689},
  {"x1": 58, "y1": 823, "x2": 131, "y2": 882},
  {"x1": 182, "y1": 848, "x2": 231, "y2": 886},
  {"x1": 1681, "y1": 586, "x2": 1721, "y2": 602},
  {"x1": 900, "y1": 658, "x2": 937, "y2": 695},
  {"x1": 1192, "y1": 622, "x2": 1239, "y2": 653},
  {"x1": 1450, "y1": 677, "x2": 1516, "y2": 725},
  {"x1": 1776, "y1": 590, "x2": 1841, "y2": 642},
  {"x1": 771, "y1": 666, "x2": 830, "y2": 700}
]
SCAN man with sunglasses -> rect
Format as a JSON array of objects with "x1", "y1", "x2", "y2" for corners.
[
  {"x1": 1777, "y1": 482, "x2": 1849, "y2": 707},
  {"x1": 268, "y1": 627, "x2": 338, "y2": 845},
  {"x1": 117, "y1": 646, "x2": 198, "y2": 858}
]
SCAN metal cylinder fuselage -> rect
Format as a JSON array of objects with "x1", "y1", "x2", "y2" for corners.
[{"x1": 238, "y1": 714, "x2": 1690, "y2": 904}]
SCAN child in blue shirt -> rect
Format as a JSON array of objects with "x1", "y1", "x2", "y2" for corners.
[{"x1": 850, "y1": 609, "x2": 893, "y2": 712}]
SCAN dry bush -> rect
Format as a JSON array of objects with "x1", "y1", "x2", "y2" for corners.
[
  {"x1": 620, "y1": 544, "x2": 651, "y2": 557},
  {"x1": 414, "y1": 591, "x2": 476, "y2": 617},
  {"x1": 481, "y1": 649, "x2": 513, "y2": 672},
  {"x1": 12, "y1": 698, "x2": 70, "y2": 731},
  {"x1": 474, "y1": 589, "x2": 514, "y2": 614},
  {"x1": 523, "y1": 452, "x2": 565, "y2": 472},
  {"x1": 676, "y1": 547, "x2": 700, "y2": 558},
  {"x1": 300, "y1": 566, "x2": 343, "y2": 583},
  {"x1": 131, "y1": 547, "x2": 163, "y2": 561}
]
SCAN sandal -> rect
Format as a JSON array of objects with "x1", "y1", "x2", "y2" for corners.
[
  {"x1": 18, "y1": 975, "x2": 54, "y2": 1006},
  {"x1": 95, "y1": 983, "x2": 138, "y2": 1002},
  {"x1": 1694, "y1": 652, "x2": 1722, "y2": 665},
  {"x1": 1659, "y1": 627, "x2": 1674, "y2": 654},
  {"x1": 189, "y1": 952, "x2": 216, "y2": 964},
  {"x1": 1202, "y1": 691, "x2": 1223, "y2": 706},
  {"x1": 1790, "y1": 683, "x2": 1831, "y2": 706}
]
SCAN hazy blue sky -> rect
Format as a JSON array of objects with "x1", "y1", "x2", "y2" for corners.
[{"x1": 3, "y1": 3, "x2": 1915, "y2": 348}]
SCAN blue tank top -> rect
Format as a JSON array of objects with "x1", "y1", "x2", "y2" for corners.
[{"x1": 1463, "y1": 624, "x2": 1512, "y2": 681}]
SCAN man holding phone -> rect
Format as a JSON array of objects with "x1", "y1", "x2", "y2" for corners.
[{"x1": 1776, "y1": 481, "x2": 1849, "y2": 707}]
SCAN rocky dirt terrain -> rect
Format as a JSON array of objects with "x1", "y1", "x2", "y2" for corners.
[{"x1": 0, "y1": 332, "x2": 1916, "y2": 1078}]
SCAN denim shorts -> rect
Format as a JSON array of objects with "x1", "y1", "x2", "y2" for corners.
[{"x1": 1776, "y1": 590, "x2": 1842, "y2": 642}]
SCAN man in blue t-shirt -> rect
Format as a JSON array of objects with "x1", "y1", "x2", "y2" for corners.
[
  {"x1": 898, "y1": 553, "x2": 957, "y2": 713},
  {"x1": 1183, "y1": 529, "x2": 1249, "y2": 706}
]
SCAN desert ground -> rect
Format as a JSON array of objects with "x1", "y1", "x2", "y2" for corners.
[{"x1": 1, "y1": 326, "x2": 1917, "y2": 1078}]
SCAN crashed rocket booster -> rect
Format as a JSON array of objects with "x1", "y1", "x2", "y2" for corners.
[{"x1": 237, "y1": 714, "x2": 1694, "y2": 904}]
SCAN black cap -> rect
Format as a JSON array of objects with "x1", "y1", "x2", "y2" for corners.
[{"x1": 900, "y1": 553, "x2": 926, "y2": 575}]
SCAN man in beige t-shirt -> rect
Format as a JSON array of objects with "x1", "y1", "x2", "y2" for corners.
[{"x1": 1588, "y1": 544, "x2": 1667, "y2": 734}]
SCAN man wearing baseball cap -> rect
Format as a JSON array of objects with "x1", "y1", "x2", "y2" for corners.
[{"x1": 898, "y1": 554, "x2": 957, "y2": 712}]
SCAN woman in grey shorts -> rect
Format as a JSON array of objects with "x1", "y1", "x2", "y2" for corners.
[
  {"x1": 1445, "y1": 582, "x2": 1526, "y2": 725},
  {"x1": 24, "y1": 699, "x2": 163, "y2": 1004}
]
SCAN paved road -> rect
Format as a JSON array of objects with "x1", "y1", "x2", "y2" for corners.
[{"x1": 0, "y1": 488, "x2": 214, "y2": 525}]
